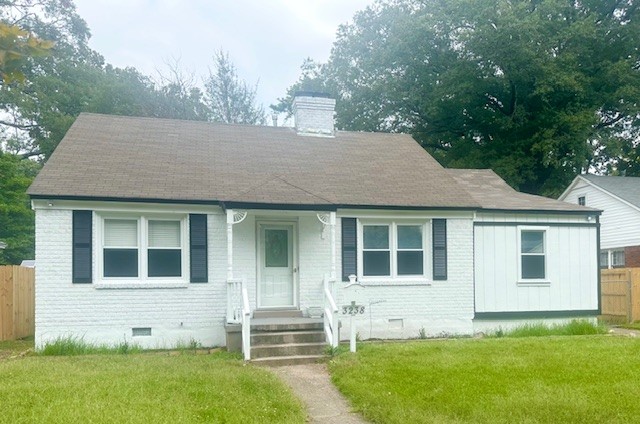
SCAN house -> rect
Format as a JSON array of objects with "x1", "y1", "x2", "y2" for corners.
[
  {"x1": 560, "y1": 175, "x2": 640, "y2": 269},
  {"x1": 28, "y1": 94, "x2": 600, "y2": 358}
]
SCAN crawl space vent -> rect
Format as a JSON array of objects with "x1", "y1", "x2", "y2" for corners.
[{"x1": 132, "y1": 327, "x2": 152, "y2": 337}]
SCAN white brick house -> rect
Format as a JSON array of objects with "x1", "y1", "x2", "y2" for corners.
[{"x1": 29, "y1": 94, "x2": 600, "y2": 357}]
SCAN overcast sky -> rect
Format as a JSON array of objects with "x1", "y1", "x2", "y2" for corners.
[{"x1": 73, "y1": 0, "x2": 373, "y2": 115}]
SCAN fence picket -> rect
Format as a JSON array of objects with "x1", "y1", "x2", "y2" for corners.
[{"x1": 0, "y1": 266, "x2": 35, "y2": 341}]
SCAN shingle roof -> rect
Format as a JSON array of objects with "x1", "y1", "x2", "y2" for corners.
[
  {"x1": 28, "y1": 113, "x2": 594, "y2": 213},
  {"x1": 447, "y1": 169, "x2": 598, "y2": 212},
  {"x1": 580, "y1": 175, "x2": 640, "y2": 209},
  {"x1": 28, "y1": 113, "x2": 477, "y2": 208}
]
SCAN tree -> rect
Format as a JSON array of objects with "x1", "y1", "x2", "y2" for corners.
[
  {"x1": 281, "y1": 0, "x2": 640, "y2": 196},
  {"x1": 0, "y1": 21, "x2": 53, "y2": 83},
  {"x1": 0, "y1": 151, "x2": 38, "y2": 264},
  {"x1": 204, "y1": 50, "x2": 266, "y2": 125}
]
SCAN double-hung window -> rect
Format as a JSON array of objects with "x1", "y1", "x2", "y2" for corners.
[
  {"x1": 519, "y1": 228, "x2": 546, "y2": 280},
  {"x1": 360, "y1": 222, "x2": 426, "y2": 279},
  {"x1": 101, "y1": 215, "x2": 186, "y2": 280}
]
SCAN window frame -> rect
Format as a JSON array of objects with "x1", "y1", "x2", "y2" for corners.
[
  {"x1": 611, "y1": 249, "x2": 625, "y2": 268},
  {"x1": 517, "y1": 226, "x2": 549, "y2": 284},
  {"x1": 97, "y1": 213, "x2": 188, "y2": 284},
  {"x1": 577, "y1": 196, "x2": 586, "y2": 206},
  {"x1": 357, "y1": 220, "x2": 429, "y2": 283}
]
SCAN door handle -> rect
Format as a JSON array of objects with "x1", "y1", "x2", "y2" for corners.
[{"x1": 293, "y1": 267, "x2": 298, "y2": 273}]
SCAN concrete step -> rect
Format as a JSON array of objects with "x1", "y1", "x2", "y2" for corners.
[
  {"x1": 251, "y1": 321, "x2": 323, "y2": 332},
  {"x1": 251, "y1": 342, "x2": 326, "y2": 359},
  {"x1": 253, "y1": 309, "x2": 303, "y2": 319},
  {"x1": 252, "y1": 330, "x2": 326, "y2": 346},
  {"x1": 252, "y1": 354, "x2": 325, "y2": 367}
]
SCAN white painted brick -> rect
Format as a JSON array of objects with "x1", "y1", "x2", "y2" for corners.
[{"x1": 35, "y1": 207, "x2": 477, "y2": 349}]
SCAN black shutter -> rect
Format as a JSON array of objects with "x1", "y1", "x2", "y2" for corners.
[
  {"x1": 342, "y1": 217, "x2": 357, "y2": 281},
  {"x1": 72, "y1": 210, "x2": 92, "y2": 284},
  {"x1": 189, "y1": 214, "x2": 208, "y2": 283},
  {"x1": 432, "y1": 219, "x2": 447, "y2": 280}
]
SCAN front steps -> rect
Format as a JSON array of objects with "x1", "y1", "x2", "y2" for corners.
[{"x1": 250, "y1": 318, "x2": 326, "y2": 366}]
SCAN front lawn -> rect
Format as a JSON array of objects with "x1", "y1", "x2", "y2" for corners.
[
  {"x1": 0, "y1": 351, "x2": 305, "y2": 423},
  {"x1": 330, "y1": 336, "x2": 640, "y2": 423}
]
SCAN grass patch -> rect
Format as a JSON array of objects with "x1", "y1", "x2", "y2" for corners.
[
  {"x1": 329, "y1": 336, "x2": 640, "y2": 423},
  {"x1": 620, "y1": 322, "x2": 640, "y2": 331},
  {"x1": 0, "y1": 351, "x2": 304, "y2": 423},
  {"x1": 39, "y1": 336, "x2": 143, "y2": 356},
  {"x1": 489, "y1": 319, "x2": 607, "y2": 338},
  {"x1": 0, "y1": 337, "x2": 34, "y2": 359}
]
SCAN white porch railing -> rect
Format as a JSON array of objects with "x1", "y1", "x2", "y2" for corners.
[
  {"x1": 226, "y1": 279, "x2": 243, "y2": 324},
  {"x1": 241, "y1": 285, "x2": 251, "y2": 361},
  {"x1": 323, "y1": 276, "x2": 339, "y2": 348}
]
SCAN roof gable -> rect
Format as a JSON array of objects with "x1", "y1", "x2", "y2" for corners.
[{"x1": 579, "y1": 175, "x2": 640, "y2": 209}]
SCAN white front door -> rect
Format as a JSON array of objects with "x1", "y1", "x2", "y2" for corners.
[{"x1": 258, "y1": 223, "x2": 296, "y2": 308}]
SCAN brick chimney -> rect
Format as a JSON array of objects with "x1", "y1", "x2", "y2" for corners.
[{"x1": 292, "y1": 92, "x2": 336, "y2": 137}]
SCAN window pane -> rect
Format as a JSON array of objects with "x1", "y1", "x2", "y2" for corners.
[
  {"x1": 398, "y1": 251, "x2": 423, "y2": 275},
  {"x1": 265, "y1": 229, "x2": 288, "y2": 267},
  {"x1": 148, "y1": 249, "x2": 182, "y2": 277},
  {"x1": 522, "y1": 255, "x2": 545, "y2": 279},
  {"x1": 363, "y1": 251, "x2": 390, "y2": 276},
  {"x1": 148, "y1": 220, "x2": 181, "y2": 248},
  {"x1": 104, "y1": 248, "x2": 138, "y2": 277},
  {"x1": 363, "y1": 225, "x2": 389, "y2": 249},
  {"x1": 398, "y1": 225, "x2": 422, "y2": 249},
  {"x1": 521, "y1": 231, "x2": 544, "y2": 254},
  {"x1": 600, "y1": 251, "x2": 609, "y2": 268},
  {"x1": 104, "y1": 219, "x2": 137, "y2": 247},
  {"x1": 612, "y1": 250, "x2": 625, "y2": 267}
]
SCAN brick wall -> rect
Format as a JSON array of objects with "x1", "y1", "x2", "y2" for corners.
[{"x1": 625, "y1": 246, "x2": 640, "y2": 267}]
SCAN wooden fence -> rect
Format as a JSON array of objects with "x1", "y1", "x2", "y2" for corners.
[
  {"x1": 601, "y1": 268, "x2": 640, "y2": 323},
  {"x1": 0, "y1": 266, "x2": 35, "y2": 341}
]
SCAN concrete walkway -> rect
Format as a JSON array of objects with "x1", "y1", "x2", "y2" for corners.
[{"x1": 272, "y1": 363, "x2": 368, "y2": 424}]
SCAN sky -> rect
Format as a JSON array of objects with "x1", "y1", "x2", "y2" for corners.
[{"x1": 73, "y1": 0, "x2": 374, "y2": 116}]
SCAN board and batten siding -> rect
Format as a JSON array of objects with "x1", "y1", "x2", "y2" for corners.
[
  {"x1": 474, "y1": 218, "x2": 598, "y2": 314},
  {"x1": 561, "y1": 179, "x2": 640, "y2": 250}
]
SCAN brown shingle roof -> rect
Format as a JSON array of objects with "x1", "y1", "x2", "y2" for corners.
[
  {"x1": 447, "y1": 169, "x2": 598, "y2": 212},
  {"x1": 28, "y1": 113, "x2": 477, "y2": 208},
  {"x1": 27, "y1": 113, "x2": 595, "y2": 213}
]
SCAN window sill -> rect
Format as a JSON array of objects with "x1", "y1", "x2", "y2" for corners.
[
  {"x1": 94, "y1": 281, "x2": 189, "y2": 290},
  {"x1": 517, "y1": 280, "x2": 551, "y2": 287},
  {"x1": 352, "y1": 279, "x2": 432, "y2": 287}
]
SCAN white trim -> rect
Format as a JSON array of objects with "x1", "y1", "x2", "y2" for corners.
[
  {"x1": 356, "y1": 219, "x2": 431, "y2": 284},
  {"x1": 32, "y1": 199, "x2": 220, "y2": 214},
  {"x1": 517, "y1": 226, "x2": 550, "y2": 284},
  {"x1": 95, "y1": 212, "x2": 189, "y2": 286},
  {"x1": 256, "y1": 220, "x2": 299, "y2": 309}
]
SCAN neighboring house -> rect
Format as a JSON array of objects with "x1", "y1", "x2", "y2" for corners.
[
  {"x1": 28, "y1": 94, "x2": 600, "y2": 354},
  {"x1": 560, "y1": 175, "x2": 640, "y2": 269}
]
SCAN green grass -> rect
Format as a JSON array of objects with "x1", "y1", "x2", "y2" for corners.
[
  {"x1": 490, "y1": 319, "x2": 608, "y2": 338},
  {"x1": 0, "y1": 351, "x2": 305, "y2": 423},
  {"x1": 620, "y1": 322, "x2": 640, "y2": 331},
  {"x1": 39, "y1": 335, "x2": 144, "y2": 356},
  {"x1": 0, "y1": 337, "x2": 34, "y2": 359},
  {"x1": 329, "y1": 336, "x2": 640, "y2": 423}
]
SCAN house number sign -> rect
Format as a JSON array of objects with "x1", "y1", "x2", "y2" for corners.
[
  {"x1": 342, "y1": 301, "x2": 365, "y2": 316},
  {"x1": 342, "y1": 301, "x2": 364, "y2": 353}
]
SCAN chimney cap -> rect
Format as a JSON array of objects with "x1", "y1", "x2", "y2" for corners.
[{"x1": 294, "y1": 91, "x2": 333, "y2": 99}]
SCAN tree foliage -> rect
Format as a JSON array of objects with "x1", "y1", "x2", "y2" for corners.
[
  {"x1": 0, "y1": 151, "x2": 37, "y2": 264},
  {"x1": 204, "y1": 50, "x2": 266, "y2": 125},
  {"x1": 280, "y1": 0, "x2": 640, "y2": 195}
]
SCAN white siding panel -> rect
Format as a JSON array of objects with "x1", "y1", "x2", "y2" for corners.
[
  {"x1": 562, "y1": 182, "x2": 640, "y2": 249},
  {"x1": 474, "y1": 224, "x2": 598, "y2": 313}
]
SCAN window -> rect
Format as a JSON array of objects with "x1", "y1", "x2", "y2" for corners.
[
  {"x1": 360, "y1": 222, "x2": 425, "y2": 279},
  {"x1": 101, "y1": 215, "x2": 185, "y2": 280},
  {"x1": 600, "y1": 251, "x2": 609, "y2": 269},
  {"x1": 363, "y1": 225, "x2": 391, "y2": 276},
  {"x1": 612, "y1": 250, "x2": 625, "y2": 268},
  {"x1": 397, "y1": 225, "x2": 423, "y2": 275},
  {"x1": 578, "y1": 196, "x2": 586, "y2": 206},
  {"x1": 520, "y1": 229, "x2": 546, "y2": 280}
]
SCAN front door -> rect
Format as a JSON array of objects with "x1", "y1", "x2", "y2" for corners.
[{"x1": 258, "y1": 223, "x2": 296, "y2": 308}]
